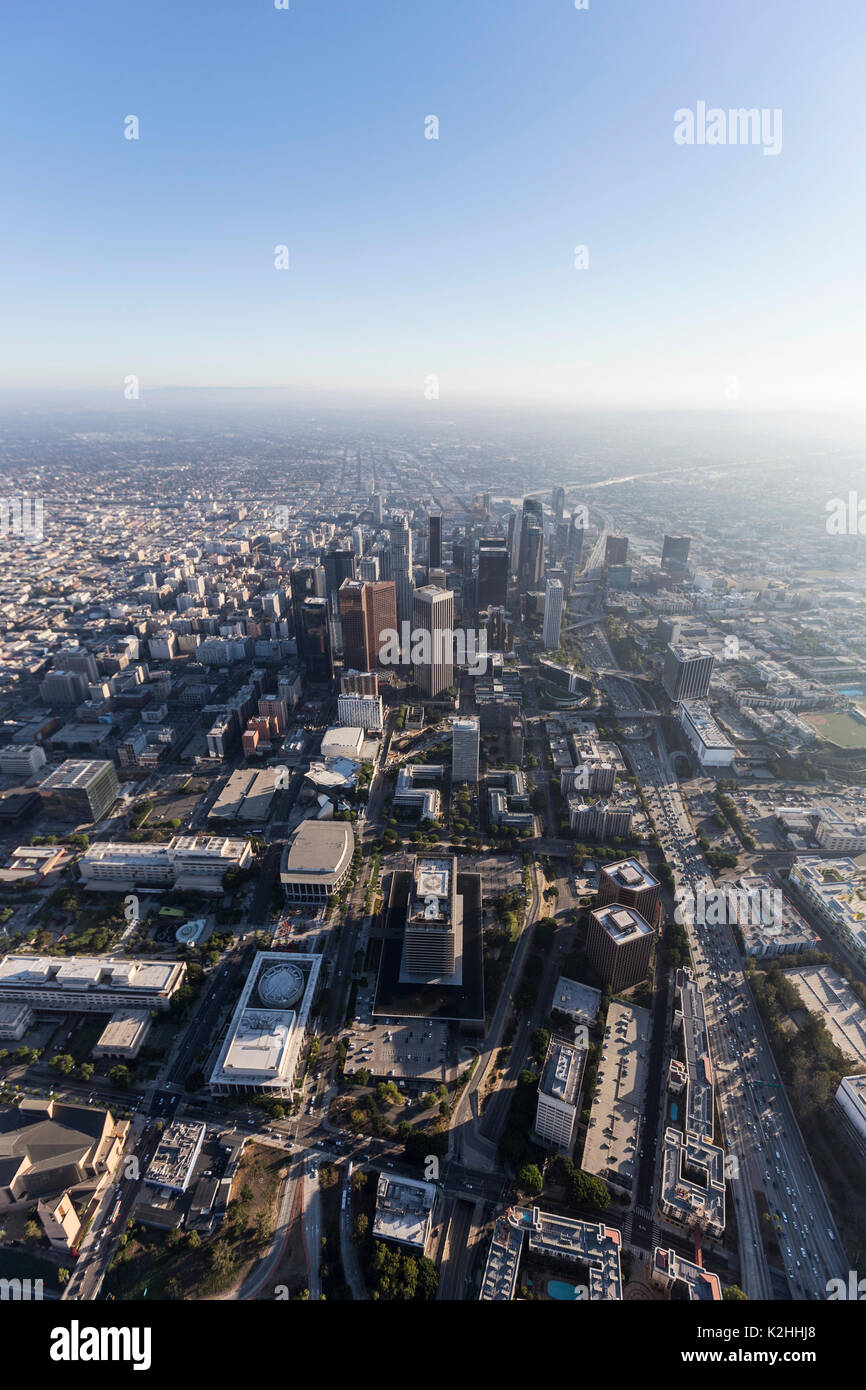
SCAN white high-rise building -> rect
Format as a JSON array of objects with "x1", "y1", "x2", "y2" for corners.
[
  {"x1": 412, "y1": 585, "x2": 454, "y2": 698},
  {"x1": 391, "y1": 517, "x2": 415, "y2": 628},
  {"x1": 543, "y1": 578, "x2": 564, "y2": 650},
  {"x1": 452, "y1": 716, "x2": 480, "y2": 783},
  {"x1": 337, "y1": 691, "x2": 384, "y2": 732}
]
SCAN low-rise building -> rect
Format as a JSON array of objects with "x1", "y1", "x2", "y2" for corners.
[
  {"x1": 373, "y1": 1171, "x2": 437, "y2": 1253},
  {"x1": 789, "y1": 857, "x2": 866, "y2": 965},
  {"x1": 279, "y1": 819, "x2": 355, "y2": 904},
  {"x1": 209, "y1": 952, "x2": 321, "y2": 1097},
  {"x1": 651, "y1": 1247, "x2": 722, "y2": 1300},
  {"x1": 92, "y1": 1010, "x2": 152, "y2": 1059},
  {"x1": 0, "y1": 955, "x2": 185, "y2": 1013},
  {"x1": 80, "y1": 834, "x2": 252, "y2": 893},
  {"x1": 144, "y1": 1121, "x2": 206, "y2": 1194}
]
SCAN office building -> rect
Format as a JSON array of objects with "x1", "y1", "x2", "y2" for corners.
[
  {"x1": 289, "y1": 564, "x2": 326, "y2": 658},
  {"x1": 337, "y1": 691, "x2": 384, "y2": 731},
  {"x1": 428, "y1": 512, "x2": 442, "y2": 571},
  {"x1": 586, "y1": 903, "x2": 654, "y2": 990},
  {"x1": 145, "y1": 1121, "x2": 206, "y2": 1194},
  {"x1": 517, "y1": 499, "x2": 544, "y2": 592},
  {"x1": 365, "y1": 580, "x2": 398, "y2": 669},
  {"x1": 663, "y1": 644, "x2": 714, "y2": 703},
  {"x1": 93, "y1": 1011, "x2": 153, "y2": 1060},
  {"x1": 209, "y1": 951, "x2": 322, "y2": 1097},
  {"x1": 678, "y1": 700, "x2": 735, "y2": 767},
  {"x1": 390, "y1": 516, "x2": 415, "y2": 626},
  {"x1": 374, "y1": 1172, "x2": 438, "y2": 1254},
  {"x1": 338, "y1": 579, "x2": 372, "y2": 672},
  {"x1": 605, "y1": 534, "x2": 629, "y2": 566},
  {"x1": 412, "y1": 585, "x2": 454, "y2": 698},
  {"x1": 299, "y1": 597, "x2": 333, "y2": 684},
  {"x1": 478, "y1": 605, "x2": 512, "y2": 654},
  {"x1": 341, "y1": 669, "x2": 379, "y2": 696},
  {"x1": 596, "y1": 858, "x2": 661, "y2": 926},
  {"x1": 534, "y1": 1039, "x2": 585, "y2": 1152},
  {"x1": 39, "y1": 759, "x2": 120, "y2": 822},
  {"x1": 451, "y1": 716, "x2": 480, "y2": 784},
  {"x1": 477, "y1": 537, "x2": 509, "y2": 612},
  {"x1": 359, "y1": 553, "x2": 380, "y2": 581},
  {"x1": 0, "y1": 955, "x2": 186, "y2": 1013},
  {"x1": 0, "y1": 744, "x2": 47, "y2": 778},
  {"x1": 661, "y1": 534, "x2": 691, "y2": 573},
  {"x1": 552, "y1": 485, "x2": 565, "y2": 524},
  {"x1": 543, "y1": 578, "x2": 564, "y2": 649},
  {"x1": 80, "y1": 835, "x2": 251, "y2": 892},
  {"x1": 371, "y1": 491, "x2": 384, "y2": 525},
  {"x1": 393, "y1": 764, "x2": 442, "y2": 821},
  {"x1": 324, "y1": 549, "x2": 357, "y2": 601},
  {"x1": 403, "y1": 856, "x2": 460, "y2": 981}
]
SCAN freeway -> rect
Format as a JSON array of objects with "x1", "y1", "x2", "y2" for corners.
[{"x1": 627, "y1": 733, "x2": 849, "y2": 1300}]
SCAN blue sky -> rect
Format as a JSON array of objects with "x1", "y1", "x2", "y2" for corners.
[{"x1": 1, "y1": 0, "x2": 864, "y2": 409}]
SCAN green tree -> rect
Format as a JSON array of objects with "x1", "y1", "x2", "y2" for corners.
[{"x1": 517, "y1": 1163, "x2": 543, "y2": 1197}]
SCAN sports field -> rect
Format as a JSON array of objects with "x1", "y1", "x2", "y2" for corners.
[{"x1": 803, "y1": 710, "x2": 866, "y2": 749}]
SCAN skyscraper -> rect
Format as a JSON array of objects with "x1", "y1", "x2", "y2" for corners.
[
  {"x1": 290, "y1": 564, "x2": 326, "y2": 658},
  {"x1": 371, "y1": 492, "x2": 384, "y2": 525},
  {"x1": 428, "y1": 512, "x2": 442, "y2": 571},
  {"x1": 663, "y1": 644, "x2": 714, "y2": 703},
  {"x1": 452, "y1": 716, "x2": 480, "y2": 783},
  {"x1": 552, "y1": 486, "x2": 565, "y2": 525},
  {"x1": 605, "y1": 534, "x2": 629, "y2": 566},
  {"x1": 299, "y1": 598, "x2": 333, "y2": 685},
  {"x1": 365, "y1": 580, "x2": 398, "y2": 669},
  {"x1": 543, "y1": 578, "x2": 564, "y2": 649},
  {"x1": 337, "y1": 579, "x2": 371, "y2": 672},
  {"x1": 477, "y1": 537, "x2": 509, "y2": 613},
  {"x1": 390, "y1": 516, "x2": 414, "y2": 627},
  {"x1": 324, "y1": 549, "x2": 357, "y2": 602},
  {"x1": 661, "y1": 534, "x2": 691, "y2": 574},
  {"x1": 359, "y1": 554, "x2": 380, "y2": 581},
  {"x1": 517, "y1": 498, "x2": 544, "y2": 592},
  {"x1": 412, "y1": 585, "x2": 454, "y2": 698}
]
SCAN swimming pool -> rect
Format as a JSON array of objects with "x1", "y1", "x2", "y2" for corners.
[{"x1": 548, "y1": 1280, "x2": 582, "y2": 1301}]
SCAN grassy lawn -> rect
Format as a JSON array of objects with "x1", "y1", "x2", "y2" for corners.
[{"x1": 802, "y1": 710, "x2": 866, "y2": 749}]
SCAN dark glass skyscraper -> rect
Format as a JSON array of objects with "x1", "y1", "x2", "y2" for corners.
[
  {"x1": 428, "y1": 512, "x2": 442, "y2": 571},
  {"x1": 299, "y1": 597, "x2": 333, "y2": 684},
  {"x1": 477, "y1": 537, "x2": 509, "y2": 612}
]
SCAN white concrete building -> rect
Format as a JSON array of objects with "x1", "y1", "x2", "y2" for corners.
[
  {"x1": 337, "y1": 692, "x2": 384, "y2": 732},
  {"x1": 543, "y1": 578, "x2": 564, "y2": 650},
  {"x1": 451, "y1": 716, "x2": 480, "y2": 784}
]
